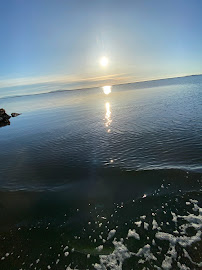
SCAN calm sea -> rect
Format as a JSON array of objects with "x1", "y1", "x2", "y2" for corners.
[{"x1": 0, "y1": 75, "x2": 201, "y2": 269}]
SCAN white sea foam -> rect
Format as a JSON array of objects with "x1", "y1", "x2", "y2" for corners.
[
  {"x1": 134, "y1": 221, "x2": 142, "y2": 227},
  {"x1": 107, "y1": 229, "x2": 116, "y2": 240},
  {"x1": 127, "y1": 229, "x2": 140, "y2": 240},
  {"x1": 93, "y1": 199, "x2": 202, "y2": 270},
  {"x1": 135, "y1": 244, "x2": 157, "y2": 262},
  {"x1": 94, "y1": 240, "x2": 131, "y2": 270},
  {"x1": 96, "y1": 245, "x2": 104, "y2": 252},
  {"x1": 143, "y1": 222, "x2": 149, "y2": 230}
]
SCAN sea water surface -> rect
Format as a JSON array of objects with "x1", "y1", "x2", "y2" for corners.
[{"x1": 0, "y1": 75, "x2": 202, "y2": 269}]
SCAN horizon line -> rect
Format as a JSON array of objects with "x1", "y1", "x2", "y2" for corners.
[{"x1": 0, "y1": 73, "x2": 201, "y2": 100}]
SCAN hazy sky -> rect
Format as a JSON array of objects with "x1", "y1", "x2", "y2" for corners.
[{"x1": 0, "y1": 0, "x2": 202, "y2": 95}]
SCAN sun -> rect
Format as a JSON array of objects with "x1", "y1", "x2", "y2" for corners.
[{"x1": 100, "y1": 56, "x2": 109, "y2": 67}]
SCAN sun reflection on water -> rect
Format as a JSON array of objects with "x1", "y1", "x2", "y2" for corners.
[
  {"x1": 103, "y1": 85, "x2": 111, "y2": 95},
  {"x1": 105, "y1": 102, "x2": 112, "y2": 133}
]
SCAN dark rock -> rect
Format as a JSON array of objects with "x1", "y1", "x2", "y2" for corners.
[
  {"x1": 0, "y1": 108, "x2": 12, "y2": 128},
  {"x1": 11, "y1": 113, "x2": 21, "y2": 117},
  {"x1": 0, "y1": 108, "x2": 5, "y2": 115},
  {"x1": 0, "y1": 120, "x2": 10, "y2": 127},
  {"x1": 3, "y1": 113, "x2": 11, "y2": 120}
]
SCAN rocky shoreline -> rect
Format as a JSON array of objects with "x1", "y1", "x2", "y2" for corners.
[{"x1": 0, "y1": 108, "x2": 21, "y2": 128}]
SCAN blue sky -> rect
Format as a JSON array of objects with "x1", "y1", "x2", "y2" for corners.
[{"x1": 0, "y1": 0, "x2": 202, "y2": 96}]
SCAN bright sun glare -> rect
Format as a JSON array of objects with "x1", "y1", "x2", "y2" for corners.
[
  {"x1": 100, "y1": 56, "x2": 109, "y2": 67},
  {"x1": 103, "y1": 85, "x2": 111, "y2": 95}
]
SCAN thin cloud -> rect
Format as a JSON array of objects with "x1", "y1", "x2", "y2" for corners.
[{"x1": 0, "y1": 73, "x2": 132, "y2": 90}]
